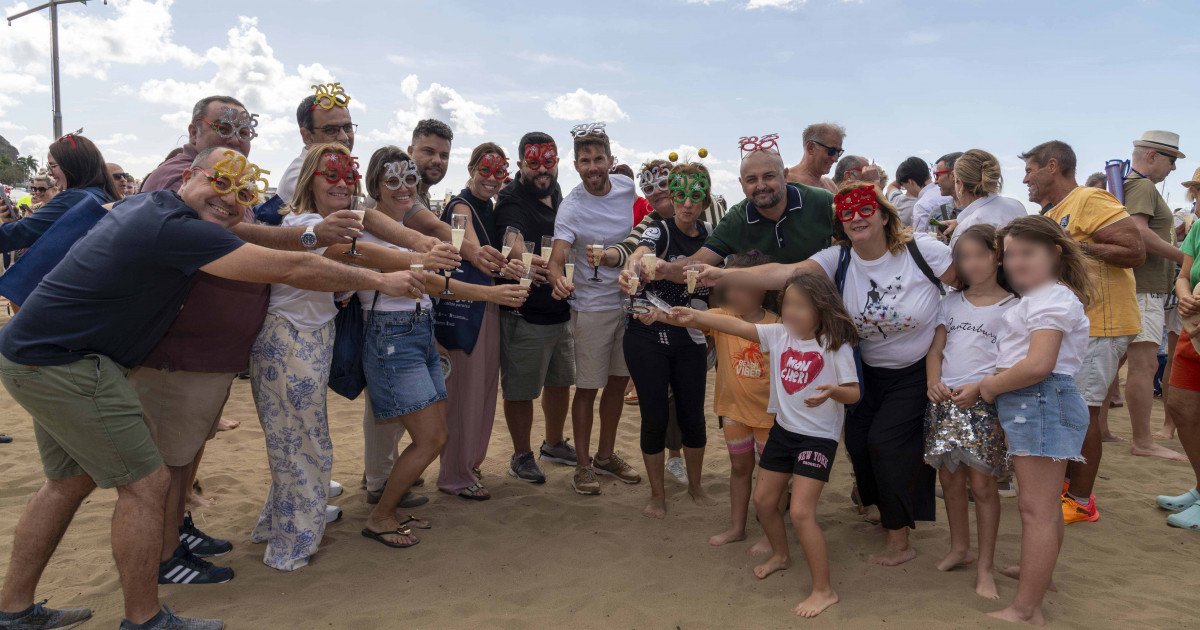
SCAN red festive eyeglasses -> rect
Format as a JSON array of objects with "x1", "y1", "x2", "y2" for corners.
[
  {"x1": 834, "y1": 186, "x2": 879, "y2": 222},
  {"x1": 315, "y1": 154, "x2": 361, "y2": 185},
  {"x1": 738, "y1": 133, "x2": 779, "y2": 156},
  {"x1": 932, "y1": 169, "x2": 952, "y2": 177},
  {"x1": 522, "y1": 143, "x2": 558, "y2": 170},
  {"x1": 476, "y1": 153, "x2": 509, "y2": 180}
]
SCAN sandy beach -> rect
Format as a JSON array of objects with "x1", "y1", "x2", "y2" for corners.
[{"x1": 2, "y1": 353, "x2": 1198, "y2": 629}]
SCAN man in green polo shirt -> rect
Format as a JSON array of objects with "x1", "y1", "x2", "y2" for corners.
[{"x1": 657, "y1": 148, "x2": 835, "y2": 282}]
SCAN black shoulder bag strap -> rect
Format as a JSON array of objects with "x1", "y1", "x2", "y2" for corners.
[{"x1": 906, "y1": 239, "x2": 945, "y2": 296}]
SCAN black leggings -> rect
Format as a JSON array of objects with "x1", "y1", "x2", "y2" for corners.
[
  {"x1": 623, "y1": 334, "x2": 708, "y2": 455},
  {"x1": 845, "y1": 356, "x2": 936, "y2": 531}
]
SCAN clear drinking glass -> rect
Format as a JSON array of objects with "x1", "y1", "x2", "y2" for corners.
[
  {"x1": 439, "y1": 239, "x2": 455, "y2": 296},
  {"x1": 590, "y1": 240, "x2": 605, "y2": 282},
  {"x1": 564, "y1": 260, "x2": 577, "y2": 301},
  {"x1": 344, "y1": 196, "x2": 368, "y2": 257},
  {"x1": 450, "y1": 213, "x2": 468, "y2": 274},
  {"x1": 500, "y1": 226, "x2": 521, "y2": 277}
]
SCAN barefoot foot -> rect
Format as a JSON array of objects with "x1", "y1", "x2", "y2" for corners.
[
  {"x1": 870, "y1": 545, "x2": 917, "y2": 567},
  {"x1": 998, "y1": 565, "x2": 1057, "y2": 592},
  {"x1": 217, "y1": 417, "x2": 241, "y2": 432},
  {"x1": 1100, "y1": 433, "x2": 1128, "y2": 443},
  {"x1": 186, "y1": 491, "x2": 217, "y2": 510},
  {"x1": 1153, "y1": 428, "x2": 1176, "y2": 440},
  {"x1": 987, "y1": 605, "x2": 1045, "y2": 626},
  {"x1": 1131, "y1": 442, "x2": 1189, "y2": 462},
  {"x1": 748, "y1": 535, "x2": 772, "y2": 556},
  {"x1": 689, "y1": 487, "x2": 718, "y2": 507},
  {"x1": 793, "y1": 589, "x2": 839, "y2": 618},
  {"x1": 709, "y1": 528, "x2": 746, "y2": 546},
  {"x1": 642, "y1": 496, "x2": 666, "y2": 520},
  {"x1": 976, "y1": 569, "x2": 1000, "y2": 600},
  {"x1": 936, "y1": 548, "x2": 976, "y2": 571},
  {"x1": 754, "y1": 554, "x2": 790, "y2": 579}
]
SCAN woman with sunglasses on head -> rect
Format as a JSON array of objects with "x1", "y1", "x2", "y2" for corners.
[
  {"x1": 616, "y1": 161, "x2": 717, "y2": 519},
  {"x1": 356, "y1": 146, "x2": 527, "y2": 547},
  {"x1": 702, "y1": 182, "x2": 955, "y2": 566},
  {"x1": 435, "y1": 142, "x2": 519, "y2": 501},
  {"x1": 0, "y1": 134, "x2": 121, "y2": 255}
]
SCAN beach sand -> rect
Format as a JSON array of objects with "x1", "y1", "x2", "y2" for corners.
[{"x1": 1, "y1": 364, "x2": 1198, "y2": 629}]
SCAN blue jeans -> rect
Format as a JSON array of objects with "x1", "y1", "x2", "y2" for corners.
[
  {"x1": 363, "y1": 310, "x2": 446, "y2": 419},
  {"x1": 996, "y1": 373, "x2": 1087, "y2": 461}
]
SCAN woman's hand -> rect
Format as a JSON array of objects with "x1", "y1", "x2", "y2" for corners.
[
  {"x1": 669, "y1": 306, "x2": 696, "y2": 324},
  {"x1": 471, "y1": 244, "x2": 507, "y2": 275},
  {"x1": 804, "y1": 383, "x2": 836, "y2": 407},
  {"x1": 951, "y1": 381, "x2": 981, "y2": 410},
  {"x1": 633, "y1": 311, "x2": 659, "y2": 326},
  {"x1": 314, "y1": 209, "x2": 363, "y2": 246},
  {"x1": 1179, "y1": 291, "x2": 1199, "y2": 318},
  {"x1": 377, "y1": 270, "x2": 427, "y2": 300},
  {"x1": 422, "y1": 242, "x2": 460, "y2": 273},
  {"x1": 489, "y1": 283, "x2": 530, "y2": 307},
  {"x1": 979, "y1": 375, "x2": 998, "y2": 404},
  {"x1": 415, "y1": 234, "x2": 443, "y2": 254},
  {"x1": 618, "y1": 268, "x2": 635, "y2": 295},
  {"x1": 927, "y1": 380, "x2": 952, "y2": 403}
]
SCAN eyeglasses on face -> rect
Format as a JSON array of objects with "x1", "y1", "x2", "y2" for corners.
[
  {"x1": 1155, "y1": 151, "x2": 1178, "y2": 165},
  {"x1": 112, "y1": 172, "x2": 132, "y2": 181},
  {"x1": 313, "y1": 123, "x2": 358, "y2": 137},
  {"x1": 837, "y1": 204, "x2": 878, "y2": 222},
  {"x1": 30, "y1": 186, "x2": 50, "y2": 193},
  {"x1": 810, "y1": 139, "x2": 844, "y2": 158}
]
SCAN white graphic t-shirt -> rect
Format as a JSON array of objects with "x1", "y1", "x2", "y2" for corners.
[
  {"x1": 810, "y1": 233, "x2": 952, "y2": 369},
  {"x1": 756, "y1": 324, "x2": 858, "y2": 441},
  {"x1": 936, "y1": 291, "x2": 1019, "y2": 388}
]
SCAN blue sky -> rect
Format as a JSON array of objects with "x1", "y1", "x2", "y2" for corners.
[{"x1": 2, "y1": 0, "x2": 1197, "y2": 208}]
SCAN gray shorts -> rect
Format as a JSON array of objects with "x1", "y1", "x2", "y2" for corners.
[
  {"x1": 1075, "y1": 335, "x2": 1135, "y2": 406},
  {"x1": 499, "y1": 311, "x2": 575, "y2": 401}
]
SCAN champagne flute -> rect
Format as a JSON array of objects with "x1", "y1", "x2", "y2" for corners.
[
  {"x1": 512, "y1": 265, "x2": 535, "y2": 317},
  {"x1": 410, "y1": 262, "x2": 425, "y2": 314},
  {"x1": 540, "y1": 235, "x2": 554, "y2": 264},
  {"x1": 522, "y1": 240, "x2": 536, "y2": 276},
  {"x1": 686, "y1": 261, "x2": 700, "y2": 295},
  {"x1": 589, "y1": 240, "x2": 605, "y2": 282},
  {"x1": 344, "y1": 196, "x2": 368, "y2": 257},
  {"x1": 628, "y1": 265, "x2": 640, "y2": 296},
  {"x1": 501, "y1": 227, "x2": 521, "y2": 278},
  {"x1": 564, "y1": 261, "x2": 577, "y2": 301},
  {"x1": 450, "y1": 213, "x2": 468, "y2": 274},
  {"x1": 438, "y1": 239, "x2": 455, "y2": 296}
]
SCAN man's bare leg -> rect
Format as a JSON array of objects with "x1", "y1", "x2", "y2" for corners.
[
  {"x1": 184, "y1": 443, "x2": 217, "y2": 509},
  {"x1": 160, "y1": 462, "x2": 194, "y2": 561},
  {"x1": 112, "y1": 464, "x2": 170, "y2": 624},
  {"x1": 542, "y1": 385, "x2": 570, "y2": 448},
  {"x1": 1098, "y1": 377, "x2": 1126, "y2": 443},
  {"x1": 571, "y1": 387, "x2": 599, "y2": 471},
  {"x1": 1066, "y1": 406, "x2": 1105, "y2": 499},
  {"x1": 0, "y1": 474, "x2": 95, "y2": 613},
  {"x1": 595, "y1": 375, "x2": 628, "y2": 461},
  {"x1": 1127, "y1": 342, "x2": 1187, "y2": 461},
  {"x1": 502, "y1": 399, "x2": 535, "y2": 456}
]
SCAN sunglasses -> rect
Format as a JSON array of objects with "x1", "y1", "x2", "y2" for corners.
[
  {"x1": 111, "y1": 172, "x2": 132, "y2": 181},
  {"x1": 809, "y1": 139, "x2": 844, "y2": 158},
  {"x1": 30, "y1": 186, "x2": 50, "y2": 193},
  {"x1": 1155, "y1": 151, "x2": 1178, "y2": 165}
]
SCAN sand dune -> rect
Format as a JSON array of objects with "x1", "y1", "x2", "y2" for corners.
[{"x1": 2, "y1": 366, "x2": 1199, "y2": 629}]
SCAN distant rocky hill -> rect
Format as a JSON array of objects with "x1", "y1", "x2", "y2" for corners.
[{"x1": 0, "y1": 134, "x2": 17, "y2": 162}]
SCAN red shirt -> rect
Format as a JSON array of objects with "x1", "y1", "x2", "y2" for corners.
[{"x1": 633, "y1": 197, "x2": 652, "y2": 225}]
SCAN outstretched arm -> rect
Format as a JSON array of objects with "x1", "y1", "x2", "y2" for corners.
[
  {"x1": 698, "y1": 260, "x2": 822, "y2": 291},
  {"x1": 200, "y1": 243, "x2": 422, "y2": 298},
  {"x1": 669, "y1": 307, "x2": 760, "y2": 343}
]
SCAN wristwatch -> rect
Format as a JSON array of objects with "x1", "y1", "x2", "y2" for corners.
[{"x1": 301, "y1": 225, "x2": 318, "y2": 249}]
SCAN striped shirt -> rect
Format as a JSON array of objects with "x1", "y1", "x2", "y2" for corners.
[{"x1": 608, "y1": 197, "x2": 727, "y2": 266}]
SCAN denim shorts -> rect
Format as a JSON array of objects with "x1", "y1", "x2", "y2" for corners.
[
  {"x1": 363, "y1": 310, "x2": 447, "y2": 419},
  {"x1": 996, "y1": 373, "x2": 1088, "y2": 461}
]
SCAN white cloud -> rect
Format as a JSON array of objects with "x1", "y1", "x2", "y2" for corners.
[
  {"x1": 367, "y1": 75, "x2": 496, "y2": 141},
  {"x1": 745, "y1": 0, "x2": 806, "y2": 9},
  {"x1": 544, "y1": 89, "x2": 629, "y2": 122},
  {"x1": 387, "y1": 55, "x2": 411, "y2": 66}
]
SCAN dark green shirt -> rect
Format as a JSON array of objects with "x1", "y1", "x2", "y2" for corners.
[{"x1": 702, "y1": 183, "x2": 834, "y2": 264}]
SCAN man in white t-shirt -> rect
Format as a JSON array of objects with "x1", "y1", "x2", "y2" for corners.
[
  {"x1": 912, "y1": 152, "x2": 961, "y2": 235},
  {"x1": 549, "y1": 126, "x2": 642, "y2": 495}
]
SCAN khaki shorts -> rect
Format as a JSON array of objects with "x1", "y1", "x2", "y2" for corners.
[
  {"x1": 499, "y1": 311, "x2": 575, "y2": 401},
  {"x1": 128, "y1": 367, "x2": 236, "y2": 467},
  {"x1": 1132, "y1": 293, "x2": 1167, "y2": 346},
  {"x1": 1166, "y1": 302, "x2": 1183, "y2": 336},
  {"x1": 1075, "y1": 335, "x2": 1135, "y2": 406},
  {"x1": 570, "y1": 308, "x2": 628, "y2": 390},
  {"x1": 0, "y1": 354, "x2": 162, "y2": 488}
]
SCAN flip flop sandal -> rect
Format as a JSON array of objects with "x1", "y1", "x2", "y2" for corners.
[
  {"x1": 0, "y1": 435, "x2": 12, "y2": 444},
  {"x1": 399, "y1": 515, "x2": 432, "y2": 530},
  {"x1": 624, "y1": 392, "x2": 639, "y2": 405},
  {"x1": 361, "y1": 525, "x2": 420, "y2": 549},
  {"x1": 472, "y1": 467, "x2": 483, "y2": 479},
  {"x1": 1166, "y1": 503, "x2": 1200, "y2": 530},
  {"x1": 1157, "y1": 488, "x2": 1200, "y2": 512}
]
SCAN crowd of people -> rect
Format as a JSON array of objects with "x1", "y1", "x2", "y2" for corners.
[{"x1": 0, "y1": 83, "x2": 1197, "y2": 629}]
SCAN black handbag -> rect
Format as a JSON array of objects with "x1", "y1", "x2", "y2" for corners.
[{"x1": 328, "y1": 291, "x2": 378, "y2": 400}]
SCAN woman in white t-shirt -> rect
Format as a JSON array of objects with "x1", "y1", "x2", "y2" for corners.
[
  {"x1": 667, "y1": 271, "x2": 859, "y2": 619},
  {"x1": 979, "y1": 215, "x2": 1093, "y2": 626},
  {"x1": 944, "y1": 149, "x2": 1029, "y2": 250},
  {"x1": 701, "y1": 182, "x2": 955, "y2": 567},
  {"x1": 923, "y1": 224, "x2": 1017, "y2": 600}
]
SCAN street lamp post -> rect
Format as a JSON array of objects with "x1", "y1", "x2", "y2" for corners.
[{"x1": 6, "y1": 0, "x2": 109, "y2": 139}]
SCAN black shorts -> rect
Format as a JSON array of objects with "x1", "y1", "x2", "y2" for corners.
[{"x1": 759, "y1": 424, "x2": 839, "y2": 483}]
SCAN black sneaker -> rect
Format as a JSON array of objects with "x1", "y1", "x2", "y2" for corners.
[
  {"x1": 178, "y1": 512, "x2": 231, "y2": 558},
  {"x1": 119, "y1": 606, "x2": 223, "y2": 629},
  {"x1": 158, "y1": 547, "x2": 234, "y2": 585},
  {"x1": 539, "y1": 439, "x2": 578, "y2": 465},
  {"x1": 0, "y1": 599, "x2": 91, "y2": 629},
  {"x1": 509, "y1": 451, "x2": 546, "y2": 484}
]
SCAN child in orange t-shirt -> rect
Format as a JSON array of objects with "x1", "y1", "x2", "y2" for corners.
[{"x1": 676, "y1": 253, "x2": 779, "y2": 549}]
